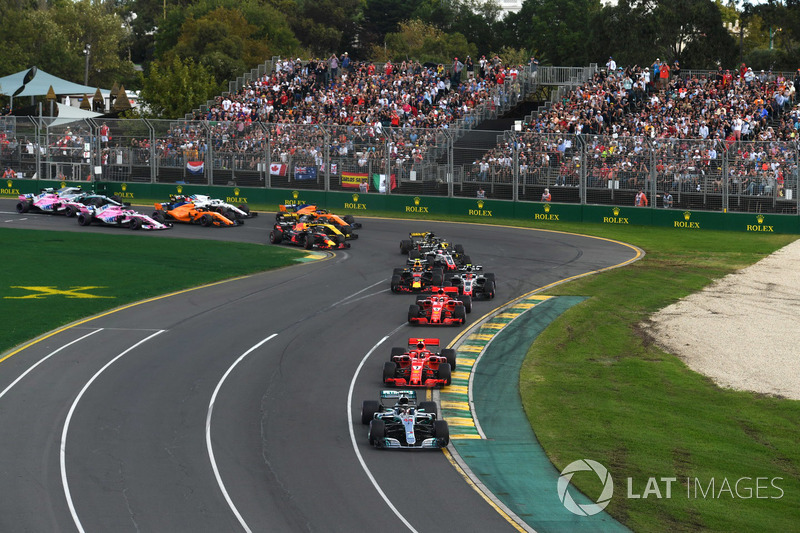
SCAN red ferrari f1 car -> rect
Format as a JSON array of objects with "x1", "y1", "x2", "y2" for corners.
[
  {"x1": 383, "y1": 338, "x2": 455, "y2": 388},
  {"x1": 408, "y1": 287, "x2": 470, "y2": 326}
]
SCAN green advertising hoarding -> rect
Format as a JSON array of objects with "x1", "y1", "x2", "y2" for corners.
[
  {"x1": 516, "y1": 202, "x2": 583, "y2": 224},
  {"x1": 583, "y1": 204, "x2": 653, "y2": 227},
  {"x1": 448, "y1": 197, "x2": 515, "y2": 220}
]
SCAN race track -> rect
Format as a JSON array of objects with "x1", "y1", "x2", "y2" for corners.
[{"x1": 0, "y1": 201, "x2": 639, "y2": 532}]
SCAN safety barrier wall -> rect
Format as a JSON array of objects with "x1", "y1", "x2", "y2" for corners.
[{"x1": 4, "y1": 178, "x2": 797, "y2": 234}]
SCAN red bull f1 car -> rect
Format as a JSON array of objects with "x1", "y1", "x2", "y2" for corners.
[
  {"x1": 361, "y1": 390, "x2": 449, "y2": 449},
  {"x1": 276, "y1": 204, "x2": 361, "y2": 232},
  {"x1": 269, "y1": 221, "x2": 350, "y2": 250},
  {"x1": 390, "y1": 261, "x2": 444, "y2": 293},
  {"x1": 384, "y1": 338, "x2": 455, "y2": 388},
  {"x1": 408, "y1": 287, "x2": 470, "y2": 326}
]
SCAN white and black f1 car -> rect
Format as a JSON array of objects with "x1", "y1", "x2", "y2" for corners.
[
  {"x1": 445, "y1": 265, "x2": 496, "y2": 299},
  {"x1": 361, "y1": 390, "x2": 449, "y2": 449}
]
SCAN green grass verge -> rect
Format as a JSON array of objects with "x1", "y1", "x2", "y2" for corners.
[
  {"x1": 516, "y1": 227, "x2": 800, "y2": 532},
  {"x1": 0, "y1": 227, "x2": 305, "y2": 355}
]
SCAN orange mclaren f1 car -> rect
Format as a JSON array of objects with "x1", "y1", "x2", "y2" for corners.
[{"x1": 153, "y1": 197, "x2": 242, "y2": 227}]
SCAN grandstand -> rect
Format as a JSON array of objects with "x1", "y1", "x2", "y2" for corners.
[{"x1": 1, "y1": 57, "x2": 799, "y2": 214}]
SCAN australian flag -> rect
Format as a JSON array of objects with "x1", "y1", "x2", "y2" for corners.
[{"x1": 293, "y1": 166, "x2": 318, "y2": 181}]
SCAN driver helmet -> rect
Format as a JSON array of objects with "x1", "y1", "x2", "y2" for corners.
[
  {"x1": 417, "y1": 341, "x2": 425, "y2": 350},
  {"x1": 465, "y1": 265, "x2": 473, "y2": 272},
  {"x1": 398, "y1": 397, "x2": 409, "y2": 405},
  {"x1": 413, "y1": 260, "x2": 423, "y2": 271},
  {"x1": 437, "y1": 288, "x2": 445, "y2": 295}
]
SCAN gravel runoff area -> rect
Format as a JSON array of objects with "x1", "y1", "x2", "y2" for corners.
[{"x1": 647, "y1": 239, "x2": 800, "y2": 401}]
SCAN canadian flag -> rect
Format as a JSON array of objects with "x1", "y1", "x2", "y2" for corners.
[{"x1": 270, "y1": 163, "x2": 287, "y2": 176}]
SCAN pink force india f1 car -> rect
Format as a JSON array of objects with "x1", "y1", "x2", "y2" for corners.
[{"x1": 76, "y1": 203, "x2": 172, "y2": 230}]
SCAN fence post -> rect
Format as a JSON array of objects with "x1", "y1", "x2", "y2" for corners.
[
  {"x1": 323, "y1": 125, "x2": 330, "y2": 192},
  {"x1": 721, "y1": 140, "x2": 729, "y2": 213},
  {"x1": 648, "y1": 136, "x2": 656, "y2": 208}
]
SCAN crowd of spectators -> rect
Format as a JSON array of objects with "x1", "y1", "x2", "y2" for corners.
[
  {"x1": 177, "y1": 54, "x2": 521, "y2": 181},
  {"x1": 470, "y1": 58, "x2": 800, "y2": 201}
]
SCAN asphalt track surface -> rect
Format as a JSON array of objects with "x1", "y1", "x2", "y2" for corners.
[{"x1": 0, "y1": 199, "x2": 639, "y2": 532}]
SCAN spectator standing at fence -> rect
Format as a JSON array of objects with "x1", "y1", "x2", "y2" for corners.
[
  {"x1": 635, "y1": 188, "x2": 648, "y2": 206},
  {"x1": 100, "y1": 122, "x2": 110, "y2": 148},
  {"x1": 661, "y1": 191, "x2": 673, "y2": 208},
  {"x1": 606, "y1": 56, "x2": 616, "y2": 73},
  {"x1": 359, "y1": 179, "x2": 368, "y2": 193},
  {"x1": 452, "y1": 57, "x2": 464, "y2": 85},
  {"x1": 541, "y1": 187, "x2": 551, "y2": 202},
  {"x1": 329, "y1": 54, "x2": 339, "y2": 82},
  {"x1": 3, "y1": 166, "x2": 17, "y2": 179},
  {"x1": 465, "y1": 56, "x2": 474, "y2": 79},
  {"x1": 341, "y1": 52, "x2": 350, "y2": 74},
  {"x1": 476, "y1": 186, "x2": 485, "y2": 198},
  {"x1": 529, "y1": 56, "x2": 539, "y2": 79}
]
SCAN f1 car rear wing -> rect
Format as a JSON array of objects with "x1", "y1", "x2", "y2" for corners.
[{"x1": 407, "y1": 338, "x2": 440, "y2": 347}]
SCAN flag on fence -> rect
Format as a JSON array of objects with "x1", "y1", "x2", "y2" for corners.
[
  {"x1": 342, "y1": 172, "x2": 369, "y2": 189},
  {"x1": 372, "y1": 173, "x2": 397, "y2": 193},
  {"x1": 330, "y1": 163, "x2": 338, "y2": 175},
  {"x1": 270, "y1": 163, "x2": 287, "y2": 176},
  {"x1": 294, "y1": 166, "x2": 318, "y2": 181},
  {"x1": 186, "y1": 161, "x2": 204, "y2": 175}
]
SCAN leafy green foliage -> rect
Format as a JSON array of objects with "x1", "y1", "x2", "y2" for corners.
[{"x1": 137, "y1": 55, "x2": 219, "y2": 117}]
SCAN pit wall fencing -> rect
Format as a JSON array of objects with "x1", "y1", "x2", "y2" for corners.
[{"x1": 2, "y1": 179, "x2": 796, "y2": 234}]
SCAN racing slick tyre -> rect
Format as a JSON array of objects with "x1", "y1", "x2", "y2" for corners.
[
  {"x1": 416, "y1": 296, "x2": 427, "y2": 305},
  {"x1": 455, "y1": 244, "x2": 465, "y2": 255},
  {"x1": 460, "y1": 294, "x2": 472, "y2": 313},
  {"x1": 199, "y1": 214, "x2": 213, "y2": 227},
  {"x1": 425, "y1": 254, "x2": 436, "y2": 266},
  {"x1": 400, "y1": 240, "x2": 413, "y2": 254},
  {"x1": 269, "y1": 228, "x2": 283, "y2": 244},
  {"x1": 461, "y1": 255, "x2": 472, "y2": 265},
  {"x1": 304, "y1": 234, "x2": 315, "y2": 250},
  {"x1": 362, "y1": 401, "x2": 379, "y2": 425},
  {"x1": 484, "y1": 280, "x2": 496, "y2": 299},
  {"x1": 409, "y1": 250, "x2": 421, "y2": 260},
  {"x1": 437, "y1": 363, "x2": 452, "y2": 386},
  {"x1": 431, "y1": 272, "x2": 443, "y2": 286},
  {"x1": 383, "y1": 361, "x2": 397, "y2": 384},
  {"x1": 368, "y1": 419, "x2": 386, "y2": 446},
  {"x1": 484, "y1": 273, "x2": 496, "y2": 282},
  {"x1": 343, "y1": 214, "x2": 355, "y2": 224},
  {"x1": 152, "y1": 210, "x2": 166, "y2": 223},
  {"x1": 392, "y1": 268, "x2": 404, "y2": 276},
  {"x1": 390, "y1": 275, "x2": 402, "y2": 293},
  {"x1": 390, "y1": 347, "x2": 406, "y2": 359},
  {"x1": 16, "y1": 201, "x2": 30, "y2": 213},
  {"x1": 65, "y1": 205, "x2": 78, "y2": 218},
  {"x1": 419, "y1": 401, "x2": 438, "y2": 418},
  {"x1": 433, "y1": 420, "x2": 450, "y2": 446},
  {"x1": 408, "y1": 304, "x2": 421, "y2": 324},
  {"x1": 77, "y1": 213, "x2": 92, "y2": 226},
  {"x1": 240, "y1": 203, "x2": 251, "y2": 216},
  {"x1": 440, "y1": 349, "x2": 457, "y2": 370},
  {"x1": 453, "y1": 305, "x2": 466, "y2": 324},
  {"x1": 91, "y1": 197, "x2": 106, "y2": 207},
  {"x1": 129, "y1": 218, "x2": 143, "y2": 230},
  {"x1": 110, "y1": 195, "x2": 123, "y2": 204}
]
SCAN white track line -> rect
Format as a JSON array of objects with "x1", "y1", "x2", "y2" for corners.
[
  {"x1": 61, "y1": 329, "x2": 165, "y2": 533},
  {"x1": 347, "y1": 326, "x2": 420, "y2": 533},
  {"x1": 0, "y1": 329, "x2": 103, "y2": 401},
  {"x1": 206, "y1": 333, "x2": 278, "y2": 533}
]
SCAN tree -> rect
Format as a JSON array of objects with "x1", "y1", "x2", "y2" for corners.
[
  {"x1": 137, "y1": 55, "x2": 219, "y2": 118},
  {"x1": 503, "y1": 0, "x2": 603, "y2": 65},
  {"x1": 379, "y1": 19, "x2": 476, "y2": 64}
]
